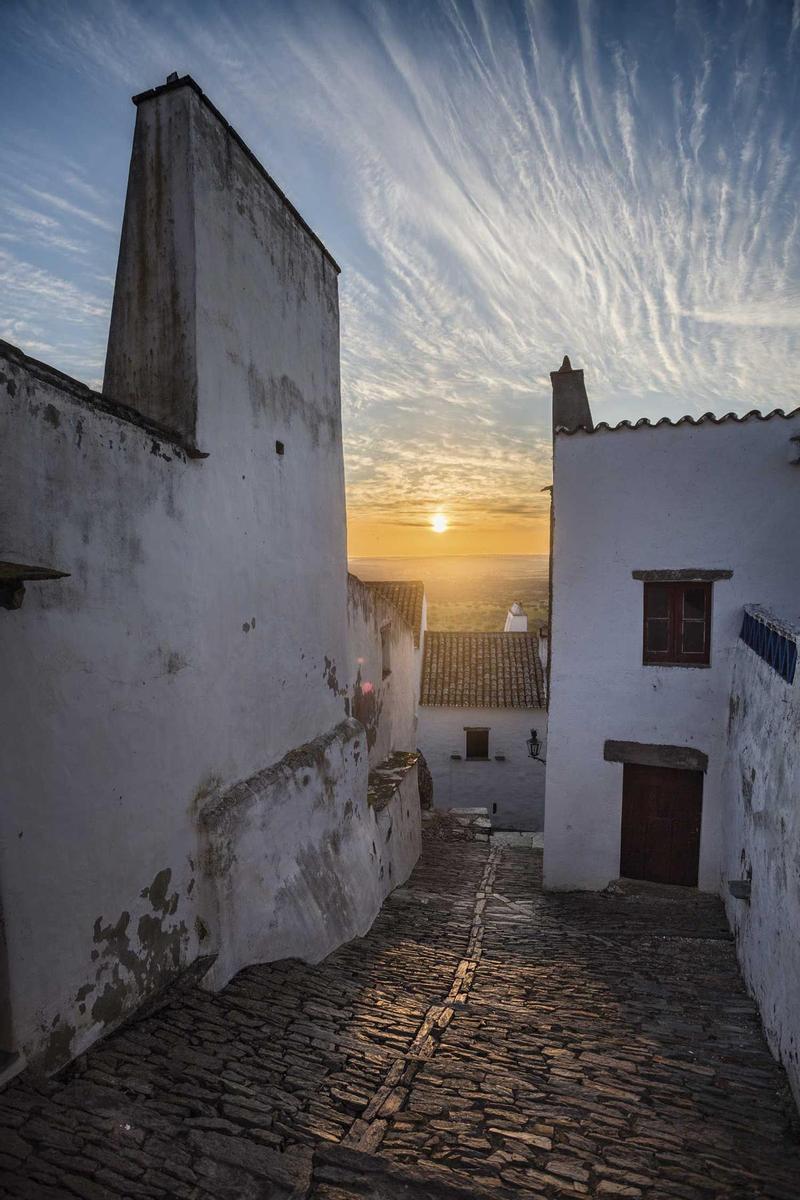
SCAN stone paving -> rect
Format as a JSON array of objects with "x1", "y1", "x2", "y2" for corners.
[{"x1": 1, "y1": 828, "x2": 799, "y2": 1199}]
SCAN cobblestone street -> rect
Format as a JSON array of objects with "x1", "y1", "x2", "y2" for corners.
[{"x1": 2, "y1": 827, "x2": 799, "y2": 1199}]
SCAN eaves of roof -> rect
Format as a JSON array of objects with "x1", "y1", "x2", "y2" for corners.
[{"x1": 556, "y1": 407, "x2": 800, "y2": 436}]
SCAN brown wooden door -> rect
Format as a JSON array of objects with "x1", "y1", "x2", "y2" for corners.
[{"x1": 620, "y1": 764, "x2": 703, "y2": 886}]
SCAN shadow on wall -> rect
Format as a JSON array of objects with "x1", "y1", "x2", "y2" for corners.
[{"x1": 416, "y1": 751, "x2": 434, "y2": 810}]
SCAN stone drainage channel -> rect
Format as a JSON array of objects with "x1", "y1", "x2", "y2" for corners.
[{"x1": 341, "y1": 847, "x2": 502, "y2": 1157}]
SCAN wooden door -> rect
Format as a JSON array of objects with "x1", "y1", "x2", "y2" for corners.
[{"x1": 620, "y1": 764, "x2": 703, "y2": 886}]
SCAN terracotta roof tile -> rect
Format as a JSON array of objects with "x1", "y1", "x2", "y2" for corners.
[
  {"x1": 556, "y1": 407, "x2": 800, "y2": 436},
  {"x1": 366, "y1": 581, "x2": 425, "y2": 647},
  {"x1": 421, "y1": 632, "x2": 545, "y2": 709}
]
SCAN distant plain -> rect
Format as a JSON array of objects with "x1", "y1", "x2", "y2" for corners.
[{"x1": 349, "y1": 555, "x2": 549, "y2": 633}]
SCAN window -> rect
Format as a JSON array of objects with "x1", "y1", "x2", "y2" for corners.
[
  {"x1": 643, "y1": 582, "x2": 711, "y2": 665},
  {"x1": 465, "y1": 728, "x2": 489, "y2": 759},
  {"x1": 381, "y1": 624, "x2": 391, "y2": 678}
]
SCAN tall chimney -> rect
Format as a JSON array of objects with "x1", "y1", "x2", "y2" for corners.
[
  {"x1": 104, "y1": 77, "x2": 200, "y2": 441},
  {"x1": 103, "y1": 74, "x2": 341, "y2": 453},
  {"x1": 550, "y1": 356, "x2": 593, "y2": 434}
]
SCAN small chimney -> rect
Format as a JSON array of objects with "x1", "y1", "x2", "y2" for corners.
[
  {"x1": 551, "y1": 355, "x2": 593, "y2": 434},
  {"x1": 504, "y1": 601, "x2": 528, "y2": 632}
]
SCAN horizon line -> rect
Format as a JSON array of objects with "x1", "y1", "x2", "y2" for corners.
[{"x1": 348, "y1": 552, "x2": 549, "y2": 560}]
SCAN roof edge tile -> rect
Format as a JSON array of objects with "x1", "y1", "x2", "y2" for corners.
[{"x1": 555, "y1": 406, "x2": 800, "y2": 437}]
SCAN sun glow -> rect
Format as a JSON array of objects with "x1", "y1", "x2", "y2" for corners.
[{"x1": 431, "y1": 513, "x2": 448, "y2": 534}]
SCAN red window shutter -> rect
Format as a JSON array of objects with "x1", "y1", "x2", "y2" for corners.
[{"x1": 643, "y1": 582, "x2": 711, "y2": 666}]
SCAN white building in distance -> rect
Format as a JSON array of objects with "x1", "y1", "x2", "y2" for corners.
[
  {"x1": 544, "y1": 355, "x2": 800, "y2": 1103},
  {"x1": 418, "y1": 614, "x2": 547, "y2": 831},
  {"x1": 503, "y1": 600, "x2": 528, "y2": 632}
]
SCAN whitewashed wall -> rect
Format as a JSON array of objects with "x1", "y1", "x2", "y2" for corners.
[
  {"x1": 346, "y1": 576, "x2": 418, "y2": 767},
  {"x1": 419, "y1": 705, "x2": 547, "y2": 830},
  {"x1": 415, "y1": 594, "x2": 428, "y2": 705},
  {"x1": 722, "y1": 625, "x2": 800, "y2": 1106},
  {"x1": 200, "y1": 720, "x2": 420, "y2": 991},
  {"x1": 544, "y1": 414, "x2": 800, "y2": 891},
  {"x1": 0, "y1": 77, "x2": 420, "y2": 1078}
]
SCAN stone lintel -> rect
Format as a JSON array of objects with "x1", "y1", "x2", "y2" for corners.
[
  {"x1": 631, "y1": 569, "x2": 733, "y2": 582},
  {"x1": 603, "y1": 740, "x2": 708, "y2": 772}
]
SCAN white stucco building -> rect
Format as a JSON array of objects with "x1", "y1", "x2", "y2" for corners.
[
  {"x1": 418, "y1": 616, "x2": 547, "y2": 831},
  {"x1": 544, "y1": 355, "x2": 800, "y2": 1102},
  {"x1": 364, "y1": 579, "x2": 427, "y2": 702},
  {"x1": 0, "y1": 74, "x2": 421, "y2": 1081},
  {"x1": 503, "y1": 600, "x2": 528, "y2": 632}
]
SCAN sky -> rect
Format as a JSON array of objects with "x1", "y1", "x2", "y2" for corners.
[{"x1": 2, "y1": 0, "x2": 799, "y2": 557}]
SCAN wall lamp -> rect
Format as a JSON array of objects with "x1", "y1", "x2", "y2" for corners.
[{"x1": 527, "y1": 729, "x2": 545, "y2": 762}]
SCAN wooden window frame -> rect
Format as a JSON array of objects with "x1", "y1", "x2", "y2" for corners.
[
  {"x1": 464, "y1": 727, "x2": 490, "y2": 760},
  {"x1": 642, "y1": 581, "x2": 712, "y2": 666}
]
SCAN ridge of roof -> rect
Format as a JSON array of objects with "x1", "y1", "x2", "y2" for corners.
[
  {"x1": 556, "y1": 407, "x2": 800, "y2": 436},
  {"x1": 425, "y1": 630, "x2": 535, "y2": 638},
  {"x1": 366, "y1": 579, "x2": 425, "y2": 588}
]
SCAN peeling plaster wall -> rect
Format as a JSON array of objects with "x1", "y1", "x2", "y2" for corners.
[
  {"x1": 0, "y1": 341, "x2": 347, "y2": 1071},
  {"x1": 418, "y1": 705, "x2": 547, "y2": 831},
  {"x1": 0, "y1": 79, "x2": 362, "y2": 1074},
  {"x1": 722, "y1": 635, "x2": 800, "y2": 1106},
  {"x1": 0, "y1": 355, "x2": 207, "y2": 1073},
  {"x1": 345, "y1": 575, "x2": 418, "y2": 767},
  {"x1": 200, "y1": 722, "x2": 420, "y2": 991},
  {"x1": 545, "y1": 415, "x2": 800, "y2": 892}
]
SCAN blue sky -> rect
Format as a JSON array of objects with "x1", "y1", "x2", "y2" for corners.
[{"x1": 2, "y1": 0, "x2": 799, "y2": 553}]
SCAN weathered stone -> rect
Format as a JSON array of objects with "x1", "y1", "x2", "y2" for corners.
[
  {"x1": 59, "y1": 1173, "x2": 118, "y2": 1200},
  {"x1": 596, "y1": 1183, "x2": 643, "y2": 1197},
  {"x1": 546, "y1": 1158, "x2": 591, "y2": 1183},
  {"x1": 0, "y1": 1129, "x2": 32, "y2": 1160},
  {"x1": 187, "y1": 1130, "x2": 312, "y2": 1191}
]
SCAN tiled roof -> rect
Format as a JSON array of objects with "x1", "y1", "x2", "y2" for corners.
[
  {"x1": 421, "y1": 632, "x2": 545, "y2": 709},
  {"x1": 366, "y1": 581, "x2": 425, "y2": 647},
  {"x1": 556, "y1": 407, "x2": 800, "y2": 436}
]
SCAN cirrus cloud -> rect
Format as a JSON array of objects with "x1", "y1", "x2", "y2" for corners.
[{"x1": 1, "y1": 0, "x2": 798, "y2": 540}]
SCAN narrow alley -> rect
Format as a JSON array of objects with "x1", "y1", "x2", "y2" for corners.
[{"x1": 1, "y1": 819, "x2": 798, "y2": 1200}]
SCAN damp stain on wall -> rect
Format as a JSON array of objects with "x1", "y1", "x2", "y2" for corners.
[{"x1": 37, "y1": 865, "x2": 191, "y2": 1074}]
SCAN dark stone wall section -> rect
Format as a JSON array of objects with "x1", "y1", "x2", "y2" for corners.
[{"x1": 631, "y1": 569, "x2": 733, "y2": 582}]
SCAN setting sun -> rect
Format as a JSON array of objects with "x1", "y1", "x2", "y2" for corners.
[{"x1": 431, "y1": 513, "x2": 448, "y2": 534}]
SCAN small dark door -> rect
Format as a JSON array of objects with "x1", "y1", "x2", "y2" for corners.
[{"x1": 620, "y1": 764, "x2": 703, "y2": 886}]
